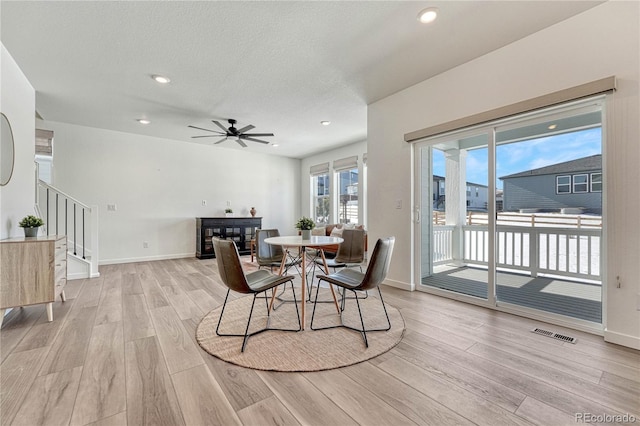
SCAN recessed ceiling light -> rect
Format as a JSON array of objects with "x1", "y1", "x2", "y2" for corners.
[
  {"x1": 321, "y1": 121, "x2": 331, "y2": 126},
  {"x1": 417, "y1": 7, "x2": 438, "y2": 24},
  {"x1": 272, "y1": 144, "x2": 279, "y2": 148},
  {"x1": 152, "y1": 75, "x2": 170, "y2": 84},
  {"x1": 137, "y1": 119, "x2": 151, "y2": 125},
  {"x1": 548, "y1": 124, "x2": 557, "y2": 130}
]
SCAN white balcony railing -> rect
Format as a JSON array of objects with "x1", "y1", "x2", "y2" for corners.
[{"x1": 436, "y1": 224, "x2": 601, "y2": 281}]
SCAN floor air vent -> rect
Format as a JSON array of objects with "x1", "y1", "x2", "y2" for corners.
[{"x1": 531, "y1": 328, "x2": 577, "y2": 344}]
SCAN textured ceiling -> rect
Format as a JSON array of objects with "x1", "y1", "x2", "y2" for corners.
[{"x1": 1, "y1": 1, "x2": 603, "y2": 158}]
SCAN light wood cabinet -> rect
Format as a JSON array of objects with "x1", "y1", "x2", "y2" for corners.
[{"x1": 0, "y1": 235, "x2": 67, "y2": 328}]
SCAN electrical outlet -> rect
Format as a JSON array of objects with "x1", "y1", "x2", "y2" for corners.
[
  {"x1": 202, "y1": 200, "x2": 207, "y2": 206},
  {"x1": 395, "y1": 199, "x2": 402, "y2": 209},
  {"x1": 143, "y1": 241, "x2": 149, "y2": 248}
]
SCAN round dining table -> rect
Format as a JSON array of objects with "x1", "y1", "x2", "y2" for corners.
[{"x1": 264, "y1": 235, "x2": 343, "y2": 329}]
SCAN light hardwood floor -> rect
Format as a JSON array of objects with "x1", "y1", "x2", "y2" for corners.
[{"x1": 1, "y1": 257, "x2": 639, "y2": 425}]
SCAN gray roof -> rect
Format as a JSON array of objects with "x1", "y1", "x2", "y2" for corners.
[{"x1": 499, "y1": 154, "x2": 601, "y2": 180}]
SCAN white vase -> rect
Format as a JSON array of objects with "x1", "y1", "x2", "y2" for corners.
[
  {"x1": 301, "y1": 229, "x2": 311, "y2": 240},
  {"x1": 225, "y1": 213, "x2": 233, "y2": 217}
]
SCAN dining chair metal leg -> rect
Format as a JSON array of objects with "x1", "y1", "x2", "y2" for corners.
[
  {"x1": 217, "y1": 286, "x2": 302, "y2": 352},
  {"x1": 241, "y1": 293, "x2": 259, "y2": 352},
  {"x1": 216, "y1": 289, "x2": 232, "y2": 337},
  {"x1": 310, "y1": 279, "x2": 391, "y2": 347}
]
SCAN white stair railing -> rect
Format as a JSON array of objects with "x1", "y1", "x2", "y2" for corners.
[{"x1": 36, "y1": 180, "x2": 99, "y2": 277}]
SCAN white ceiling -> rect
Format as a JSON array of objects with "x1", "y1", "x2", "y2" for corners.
[{"x1": 1, "y1": 1, "x2": 603, "y2": 158}]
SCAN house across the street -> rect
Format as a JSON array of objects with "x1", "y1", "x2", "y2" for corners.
[{"x1": 500, "y1": 154, "x2": 602, "y2": 214}]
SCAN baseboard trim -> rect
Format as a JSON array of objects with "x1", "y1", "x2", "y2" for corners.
[
  {"x1": 67, "y1": 271, "x2": 89, "y2": 280},
  {"x1": 382, "y1": 278, "x2": 414, "y2": 291},
  {"x1": 99, "y1": 253, "x2": 194, "y2": 265},
  {"x1": 604, "y1": 329, "x2": 640, "y2": 350}
]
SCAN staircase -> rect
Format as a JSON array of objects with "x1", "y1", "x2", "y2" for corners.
[{"x1": 36, "y1": 180, "x2": 99, "y2": 279}]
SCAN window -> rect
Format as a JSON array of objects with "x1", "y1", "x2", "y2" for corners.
[
  {"x1": 573, "y1": 174, "x2": 588, "y2": 193},
  {"x1": 334, "y1": 156, "x2": 359, "y2": 224},
  {"x1": 310, "y1": 162, "x2": 330, "y2": 224},
  {"x1": 337, "y1": 168, "x2": 358, "y2": 224},
  {"x1": 557, "y1": 175, "x2": 571, "y2": 194},
  {"x1": 35, "y1": 129, "x2": 54, "y2": 184},
  {"x1": 475, "y1": 187, "x2": 479, "y2": 197},
  {"x1": 591, "y1": 173, "x2": 602, "y2": 192},
  {"x1": 466, "y1": 186, "x2": 471, "y2": 196},
  {"x1": 312, "y1": 174, "x2": 330, "y2": 224}
]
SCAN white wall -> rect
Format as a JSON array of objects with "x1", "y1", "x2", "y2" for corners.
[
  {"x1": 300, "y1": 140, "x2": 367, "y2": 224},
  {"x1": 368, "y1": 2, "x2": 640, "y2": 347},
  {"x1": 0, "y1": 44, "x2": 36, "y2": 239},
  {"x1": 41, "y1": 120, "x2": 301, "y2": 264}
]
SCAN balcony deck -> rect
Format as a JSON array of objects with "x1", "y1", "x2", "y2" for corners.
[{"x1": 421, "y1": 265, "x2": 602, "y2": 323}]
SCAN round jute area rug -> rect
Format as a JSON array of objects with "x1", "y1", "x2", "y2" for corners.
[{"x1": 196, "y1": 288, "x2": 404, "y2": 372}]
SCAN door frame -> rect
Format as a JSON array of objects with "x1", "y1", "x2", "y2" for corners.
[{"x1": 412, "y1": 96, "x2": 607, "y2": 335}]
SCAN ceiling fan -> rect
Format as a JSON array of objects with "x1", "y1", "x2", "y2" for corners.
[{"x1": 189, "y1": 118, "x2": 274, "y2": 147}]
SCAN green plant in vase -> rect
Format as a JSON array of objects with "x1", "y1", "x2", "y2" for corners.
[
  {"x1": 295, "y1": 216, "x2": 315, "y2": 239},
  {"x1": 19, "y1": 215, "x2": 44, "y2": 237}
]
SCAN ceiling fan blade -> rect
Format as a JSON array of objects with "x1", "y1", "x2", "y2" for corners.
[
  {"x1": 236, "y1": 139, "x2": 248, "y2": 148},
  {"x1": 242, "y1": 133, "x2": 274, "y2": 137},
  {"x1": 212, "y1": 120, "x2": 229, "y2": 132},
  {"x1": 236, "y1": 124, "x2": 255, "y2": 134},
  {"x1": 214, "y1": 137, "x2": 228, "y2": 145},
  {"x1": 191, "y1": 135, "x2": 225, "y2": 138},
  {"x1": 243, "y1": 136, "x2": 270, "y2": 145},
  {"x1": 188, "y1": 125, "x2": 224, "y2": 134}
]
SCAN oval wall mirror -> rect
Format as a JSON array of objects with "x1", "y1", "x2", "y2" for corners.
[{"x1": 0, "y1": 112, "x2": 16, "y2": 186}]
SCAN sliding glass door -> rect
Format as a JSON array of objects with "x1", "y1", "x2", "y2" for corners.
[
  {"x1": 494, "y1": 107, "x2": 603, "y2": 323},
  {"x1": 415, "y1": 98, "x2": 604, "y2": 327},
  {"x1": 419, "y1": 131, "x2": 491, "y2": 302}
]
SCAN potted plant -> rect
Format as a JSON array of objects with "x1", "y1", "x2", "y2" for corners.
[
  {"x1": 19, "y1": 215, "x2": 44, "y2": 237},
  {"x1": 295, "y1": 216, "x2": 315, "y2": 240},
  {"x1": 225, "y1": 208, "x2": 233, "y2": 217}
]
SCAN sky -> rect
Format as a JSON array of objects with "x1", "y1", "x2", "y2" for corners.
[{"x1": 432, "y1": 127, "x2": 602, "y2": 189}]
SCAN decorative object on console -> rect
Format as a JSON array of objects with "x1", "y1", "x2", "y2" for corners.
[
  {"x1": 18, "y1": 215, "x2": 44, "y2": 237},
  {"x1": 250, "y1": 207, "x2": 256, "y2": 217},
  {"x1": 225, "y1": 208, "x2": 233, "y2": 217},
  {"x1": 295, "y1": 216, "x2": 315, "y2": 240}
]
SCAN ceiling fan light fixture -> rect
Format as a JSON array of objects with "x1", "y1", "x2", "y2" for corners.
[
  {"x1": 417, "y1": 7, "x2": 438, "y2": 24},
  {"x1": 151, "y1": 74, "x2": 170, "y2": 84}
]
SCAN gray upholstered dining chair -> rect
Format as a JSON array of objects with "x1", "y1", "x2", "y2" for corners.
[
  {"x1": 213, "y1": 237, "x2": 301, "y2": 352},
  {"x1": 255, "y1": 228, "x2": 300, "y2": 273},
  {"x1": 310, "y1": 236, "x2": 395, "y2": 347},
  {"x1": 314, "y1": 228, "x2": 366, "y2": 272},
  {"x1": 308, "y1": 228, "x2": 366, "y2": 302}
]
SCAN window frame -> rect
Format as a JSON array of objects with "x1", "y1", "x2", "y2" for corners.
[
  {"x1": 573, "y1": 173, "x2": 589, "y2": 193},
  {"x1": 591, "y1": 172, "x2": 602, "y2": 192},
  {"x1": 556, "y1": 175, "x2": 571, "y2": 194},
  {"x1": 311, "y1": 173, "x2": 331, "y2": 224},
  {"x1": 336, "y1": 167, "x2": 359, "y2": 224}
]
